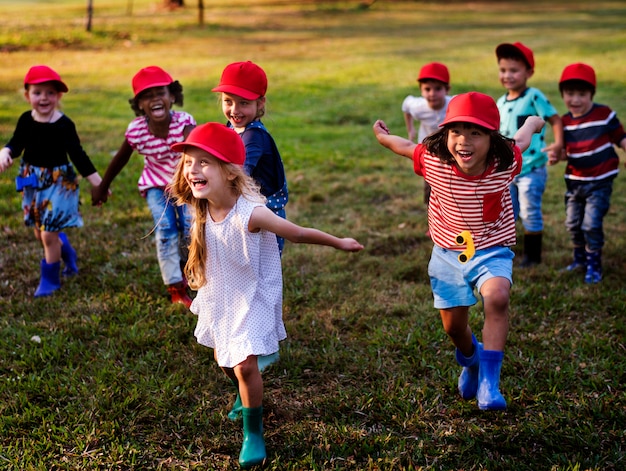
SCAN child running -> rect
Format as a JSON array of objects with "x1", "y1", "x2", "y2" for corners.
[
  {"x1": 168, "y1": 122, "x2": 363, "y2": 467},
  {"x1": 91, "y1": 66, "x2": 196, "y2": 307},
  {"x1": 402, "y1": 62, "x2": 453, "y2": 212},
  {"x1": 495, "y1": 42, "x2": 564, "y2": 267},
  {"x1": 373, "y1": 92, "x2": 544, "y2": 410},
  {"x1": 549, "y1": 63, "x2": 626, "y2": 283},
  {"x1": 212, "y1": 61, "x2": 289, "y2": 253},
  {"x1": 0, "y1": 65, "x2": 105, "y2": 297}
]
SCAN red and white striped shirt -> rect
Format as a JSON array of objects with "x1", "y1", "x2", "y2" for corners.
[
  {"x1": 125, "y1": 111, "x2": 196, "y2": 192},
  {"x1": 413, "y1": 144, "x2": 522, "y2": 251}
]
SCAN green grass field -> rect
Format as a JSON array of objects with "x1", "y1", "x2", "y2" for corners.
[{"x1": 1, "y1": 1, "x2": 625, "y2": 469}]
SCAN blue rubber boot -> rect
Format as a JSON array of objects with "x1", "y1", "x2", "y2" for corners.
[
  {"x1": 477, "y1": 349, "x2": 507, "y2": 411},
  {"x1": 34, "y1": 259, "x2": 61, "y2": 297},
  {"x1": 239, "y1": 406, "x2": 266, "y2": 468},
  {"x1": 564, "y1": 246, "x2": 586, "y2": 272},
  {"x1": 228, "y1": 379, "x2": 243, "y2": 421},
  {"x1": 584, "y1": 250, "x2": 602, "y2": 284},
  {"x1": 455, "y1": 334, "x2": 482, "y2": 400},
  {"x1": 59, "y1": 232, "x2": 78, "y2": 276}
]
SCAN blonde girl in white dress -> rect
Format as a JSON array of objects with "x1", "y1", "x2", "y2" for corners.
[{"x1": 168, "y1": 122, "x2": 363, "y2": 468}]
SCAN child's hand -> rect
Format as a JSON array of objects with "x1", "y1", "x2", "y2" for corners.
[
  {"x1": 373, "y1": 120, "x2": 390, "y2": 137},
  {"x1": 338, "y1": 238, "x2": 364, "y2": 252},
  {"x1": 0, "y1": 147, "x2": 13, "y2": 172},
  {"x1": 544, "y1": 143, "x2": 564, "y2": 165},
  {"x1": 91, "y1": 185, "x2": 111, "y2": 206}
]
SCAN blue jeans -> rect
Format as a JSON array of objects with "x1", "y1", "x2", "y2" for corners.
[
  {"x1": 145, "y1": 188, "x2": 192, "y2": 285},
  {"x1": 564, "y1": 179, "x2": 613, "y2": 252},
  {"x1": 510, "y1": 166, "x2": 547, "y2": 233}
]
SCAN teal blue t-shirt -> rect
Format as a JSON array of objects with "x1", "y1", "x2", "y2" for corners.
[{"x1": 497, "y1": 87, "x2": 557, "y2": 176}]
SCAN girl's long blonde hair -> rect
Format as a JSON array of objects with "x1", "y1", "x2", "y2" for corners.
[{"x1": 168, "y1": 154, "x2": 265, "y2": 290}]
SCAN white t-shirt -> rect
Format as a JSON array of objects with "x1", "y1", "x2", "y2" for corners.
[
  {"x1": 402, "y1": 95, "x2": 453, "y2": 142},
  {"x1": 190, "y1": 195, "x2": 287, "y2": 368}
]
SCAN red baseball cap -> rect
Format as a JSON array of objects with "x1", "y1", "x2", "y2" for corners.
[
  {"x1": 559, "y1": 63, "x2": 596, "y2": 88},
  {"x1": 440, "y1": 92, "x2": 500, "y2": 131},
  {"x1": 24, "y1": 65, "x2": 68, "y2": 92},
  {"x1": 496, "y1": 42, "x2": 535, "y2": 69},
  {"x1": 171, "y1": 122, "x2": 245, "y2": 165},
  {"x1": 132, "y1": 66, "x2": 174, "y2": 98},
  {"x1": 418, "y1": 62, "x2": 450, "y2": 84},
  {"x1": 212, "y1": 61, "x2": 267, "y2": 100}
]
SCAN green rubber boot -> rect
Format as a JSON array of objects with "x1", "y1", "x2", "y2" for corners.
[
  {"x1": 238, "y1": 406, "x2": 266, "y2": 468},
  {"x1": 228, "y1": 379, "x2": 243, "y2": 421}
]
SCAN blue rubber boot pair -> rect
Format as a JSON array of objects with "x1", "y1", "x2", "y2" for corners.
[
  {"x1": 34, "y1": 259, "x2": 61, "y2": 297},
  {"x1": 477, "y1": 349, "x2": 507, "y2": 411},
  {"x1": 455, "y1": 334, "x2": 482, "y2": 399},
  {"x1": 59, "y1": 232, "x2": 79, "y2": 276},
  {"x1": 239, "y1": 406, "x2": 266, "y2": 468}
]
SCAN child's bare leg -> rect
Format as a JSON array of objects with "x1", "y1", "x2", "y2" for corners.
[
  {"x1": 476, "y1": 276, "x2": 510, "y2": 410},
  {"x1": 234, "y1": 356, "x2": 263, "y2": 408},
  {"x1": 479, "y1": 276, "x2": 510, "y2": 351},
  {"x1": 39, "y1": 230, "x2": 61, "y2": 263},
  {"x1": 439, "y1": 306, "x2": 473, "y2": 356}
]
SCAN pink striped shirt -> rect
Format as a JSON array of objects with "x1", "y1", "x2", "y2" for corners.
[
  {"x1": 125, "y1": 111, "x2": 196, "y2": 192},
  {"x1": 413, "y1": 144, "x2": 522, "y2": 251}
]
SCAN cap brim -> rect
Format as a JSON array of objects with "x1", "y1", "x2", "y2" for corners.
[
  {"x1": 440, "y1": 115, "x2": 496, "y2": 131},
  {"x1": 134, "y1": 81, "x2": 172, "y2": 98},
  {"x1": 211, "y1": 85, "x2": 260, "y2": 100},
  {"x1": 171, "y1": 141, "x2": 237, "y2": 165},
  {"x1": 29, "y1": 79, "x2": 68, "y2": 93}
]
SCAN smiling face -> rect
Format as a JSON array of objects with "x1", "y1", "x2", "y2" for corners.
[
  {"x1": 562, "y1": 89, "x2": 593, "y2": 118},
  {"x1": 419, "y1": 79, "x2": 450, "y2": 111},
  {"x1": 182, "y1": 147, "x2": 233, "y2": 201},
  {"x1": 498, "y1": 58, "x2": 533, "y2": 96},
  {"x1": 136, "y1": 85, "x2": 173, "y2": 122},
  {"x1": 446, "y1": 123, "x2": 492, "y2": 176},
  {"x1": 220, "y1": 92, "x2": 265, "y2": 132},
  {"x1": 25, "y1": 82, "x2": 61, "y2": 121}
]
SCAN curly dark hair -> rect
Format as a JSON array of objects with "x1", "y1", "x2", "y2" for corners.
[
  {"x1": 128, "y1": 80, "x2": 184, "y2": 117},
  {"x1": 422, "y1": 124, "x2": 516, "y2": 172}
]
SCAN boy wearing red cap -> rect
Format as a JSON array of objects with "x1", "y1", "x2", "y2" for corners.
[
  {"x1": 374, "y1": 92, "x2": 545, "y2": 410},
  {"x1": 212, "y1": 61, "x2": 289, "y2": 253},
  {"x1": 549, "y1": 63, "x2": 626, "y2": 283},
  {"x1": 402, "y1": 62, "x2": 453, "y2": 214},
  {"x1": 496, "y1": 42, "x2": 564, "y2": 268},
  {"x1": 0, "y1": 65, "x2": 105, "y2": 297},
  {"x1": 92, "y1": 66, "x2": 196, "y2": 307},
  {"x1": 168, "y1": 122, "x2": 363, "y2": 467}
]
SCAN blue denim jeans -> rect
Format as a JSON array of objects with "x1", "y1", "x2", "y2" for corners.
[
  {"x1": 564, "y1": 179, "x2": 613, "y2": 252},
  {"x1": 145, "y1": 188, "x2": 192, "y2": 285},
  {"x1": 510, "y1": 166, "x2": 547, "y2": 233}
]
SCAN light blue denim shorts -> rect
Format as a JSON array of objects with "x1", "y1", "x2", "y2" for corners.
[{"x1": 428, "y1": 245, "x2": 514, "y2": 309}]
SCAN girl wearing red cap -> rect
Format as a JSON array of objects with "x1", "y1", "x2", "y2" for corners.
[
  {"x1": 168, "y1": 122, "x2": 363, "y2": 468},
  {"x1": 212, "y1": 61, "x2": 289, "y2": 254},
  {"x1": 0, "y1": 65, "x2": 105, "y2": 297},
  {"x1": 92, "y1": 66, "x2": 196, "y2": 307},
  {"x1": 374, "y1": 92, "x2": 544, "y2": 410}
]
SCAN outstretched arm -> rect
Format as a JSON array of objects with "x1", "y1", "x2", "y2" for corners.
[
  {"x1": 373, "y1": 120, "x2": 418, "y2": 160},
  {"x1": 91, "y1": 139, "x2": 133, "y2": 205},
  {"x1": 514, "y1": 116, "x2": 546, "y2": 154},
  {"x1": 249, "y1": 206, "x2": 364, "y2": 252}
]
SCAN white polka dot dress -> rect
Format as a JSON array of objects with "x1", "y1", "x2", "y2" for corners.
[{"x1": 190, "y1": 196, "x2": 286, "y2": 368}]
